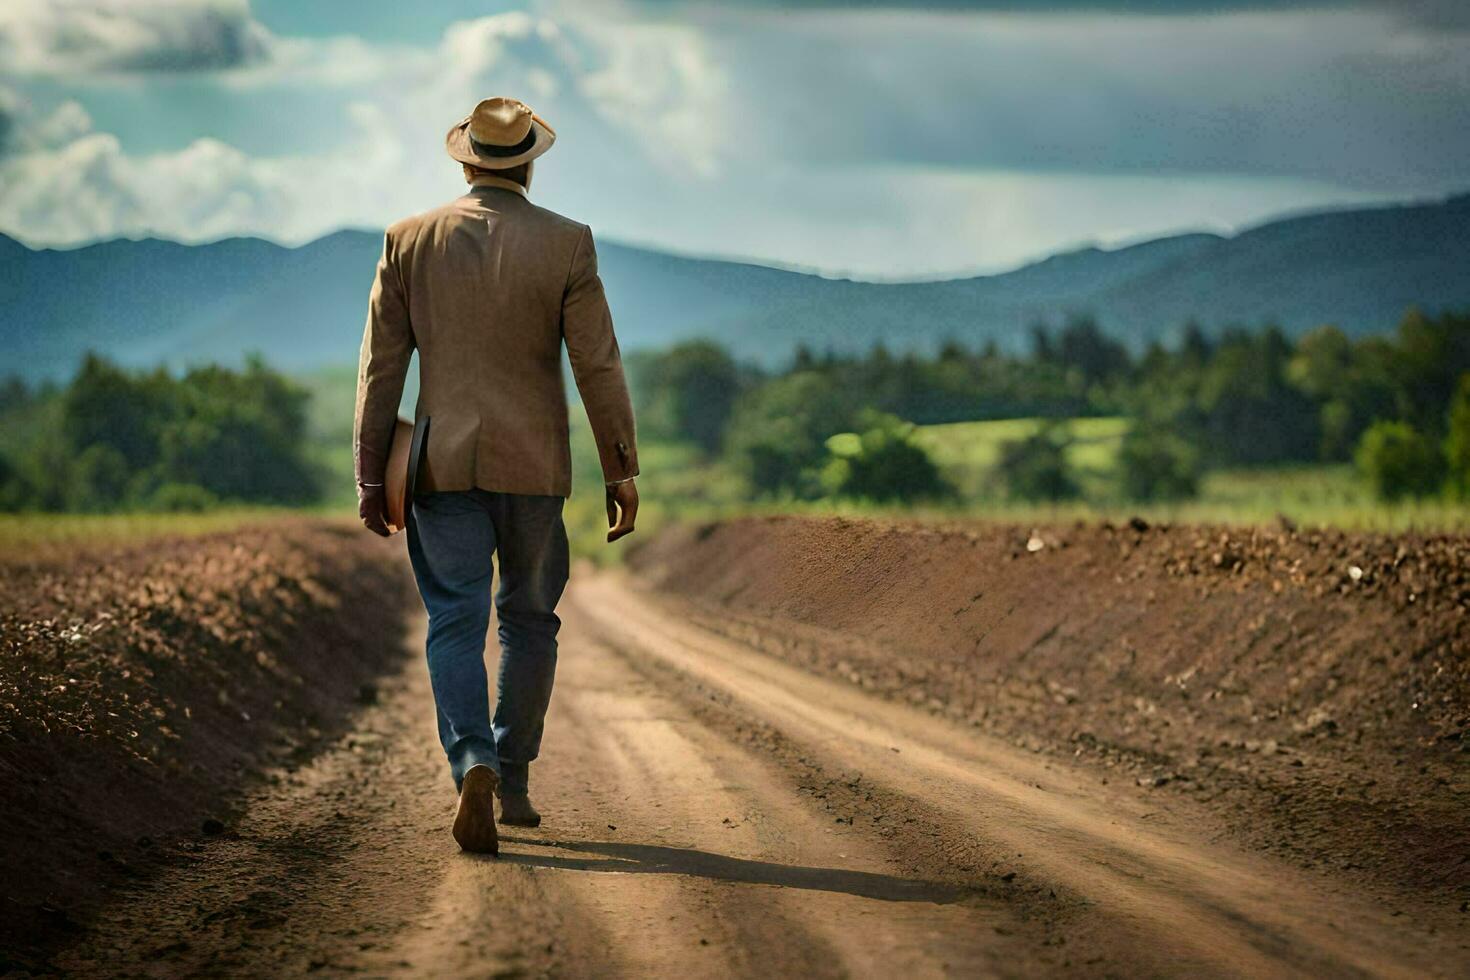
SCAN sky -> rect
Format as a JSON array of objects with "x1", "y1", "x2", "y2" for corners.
[{"x1": 0, "y1": 0, "x2": 1466, "y2": 278}]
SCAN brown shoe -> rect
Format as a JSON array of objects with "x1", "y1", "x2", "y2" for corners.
[
  {"x1": 498, "y1": 790, "x2": 541, "y2": 828},
  {"x1": 453, "y1": 765, "x2": 499, "y2": 855}
]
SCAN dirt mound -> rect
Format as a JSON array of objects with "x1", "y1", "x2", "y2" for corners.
[
  {"x1": 0, "y1": 519, "x2": 418, "y2": 974},
  {"x1": 629, "y1": 516, "x2": 1470, "y2": 903}
]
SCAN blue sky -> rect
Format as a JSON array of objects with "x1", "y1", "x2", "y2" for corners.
[{"x1": 0, "y1": 0, "x2": 1465, "y2": 277}]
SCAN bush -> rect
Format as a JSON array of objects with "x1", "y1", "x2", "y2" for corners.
[
  {"x1": 1355, "y1": 420, "x2": 1445, "y2": 501},
  {"x1": 64, "y1": 444, "x2": 130, "y2": 513},
  {"x1": 1195, "y1": 326, "x2": 1319, "y2": 465},
  {"x1": 632, "y1": 341, "x2": 742, "y2": 455},
  {"x1": 1445, "y1": 373, "x2": 1470, "y2": 500},
  {"x1": 1117, "y1": 426, "x2": 1200, "y2": 501},
  {"x1": 995, "y1": 422, "x2": 1080, "y2": 501},
  {"x1": 725, "y1": 371, "x2": 857, "y2": 497},
  {"x1": 0, "y1": 451, "x2": 26, "y2": 511},
  {"x1": 819, "y1": 411, "x2": 952, "y2": 502},
  {"x1": 144, "y1": 482, "x2": 220, "y2": 512}
]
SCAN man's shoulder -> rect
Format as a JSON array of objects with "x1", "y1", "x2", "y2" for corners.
[
  {"x1": 521, "y1": 200, "x2": 588, "y2": 239},
  {"x1": 383, "y1": 194, "x2": 481, "y2": 239},
  {"x1": 384, "y1": 203, "x2": 450, "y2": 243},
  {"x1": 387, "y1": 196, "x2": 587, "y2": 245}
]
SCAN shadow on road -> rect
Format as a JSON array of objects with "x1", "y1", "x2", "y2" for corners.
[{"x1": 491, "y1": 836, "x2": 983, "y2": 905}]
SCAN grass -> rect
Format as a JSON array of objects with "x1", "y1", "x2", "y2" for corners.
[
  {"x1": 0, "y1": 507, "x2": 346, "y2": 561},
  {"x1": 581, "y1": 426, "x2": 1470, "y2": 544},
  {"x1": 914, "y1": 416, "x2": 1130, "y2": 498},
  {"x1": 916, "y1": 416, "x2": 1130, "y2": 469},
  {"x1": 906, "y1": 417, "x2": 1470, "y2": 532},
  {"x1": 620, "y1": 482, "x2": 1470, "y2": 535},
  {"x1": 1183, "y1": 465, "x2": 1470, "y2": 532}
]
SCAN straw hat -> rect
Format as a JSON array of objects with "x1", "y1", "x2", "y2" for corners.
[{"x1": 445, "y1": 97, "x2": 556, "y2": 170}]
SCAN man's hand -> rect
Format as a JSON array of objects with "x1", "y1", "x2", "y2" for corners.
[
  {"x1": 605, "y1": 479, "x2": 638, "y2": 543},
  {"x1": 359, "y1": 483, "x2": 391, "y2": 537}
]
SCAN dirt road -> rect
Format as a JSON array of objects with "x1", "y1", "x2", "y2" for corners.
[{"x1": 55, "y1": 571, "x2": 1466, "y2": 978}]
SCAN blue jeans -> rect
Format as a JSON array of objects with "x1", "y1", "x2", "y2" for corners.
[{"x1": 406, "y1": 489, "x2": 569, "y2": 795}]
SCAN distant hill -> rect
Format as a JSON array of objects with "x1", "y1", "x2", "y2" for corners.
[{"x1": 2, "y1": 192, "x2": 1467, "y2": 380}]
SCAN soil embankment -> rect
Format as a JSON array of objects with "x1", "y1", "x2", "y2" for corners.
[
  {"x1": 629, "y1": 516, "x2": 1470, "y2": 903},
  {"x1": 19, "y1": 519, "x2": 1468, "y2": 977},
  {"x1": 0, "y1": 519, "x2": 417, "y2": 973}
]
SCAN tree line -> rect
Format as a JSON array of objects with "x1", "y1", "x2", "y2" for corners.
[
  {"x1": 4, "y1": 308, "x2": 1467, "y2": 513},
  {"x1": 0, "y1": 354, "x2": 321, "y2": 512},
  {"x1": 628, "y1": 308, "x2": 1470, "y2": 503}
]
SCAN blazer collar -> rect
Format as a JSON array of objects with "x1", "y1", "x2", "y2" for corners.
[{"x1": 467, "y1": 176, "x2": 528, "y2": 198}]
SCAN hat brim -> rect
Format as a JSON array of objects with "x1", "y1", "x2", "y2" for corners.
[{"x1": 445, "y1": 115, "x2": 555, "y2": 170}]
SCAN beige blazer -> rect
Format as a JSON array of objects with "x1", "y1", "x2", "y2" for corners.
[{"x1": 353, "y1": 179, "x2": 639, "y2": 498}]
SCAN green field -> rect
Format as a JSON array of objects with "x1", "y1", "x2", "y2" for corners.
[
  {"x1": 914, "y1": 416, "x2": 1130, "y2": 498},
  {"x1": 576, "y1": 416, "x2": 1470, "y2": 546},
  {"x1": 0, "y1": 507, "x2": 342, "y2": 560},
  {"x1": 907, "y1": 417, "x2": 1470, "y2": 531}
]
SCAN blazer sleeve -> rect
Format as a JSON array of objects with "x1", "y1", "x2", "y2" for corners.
[
  {"x1": 562, "y1": 225, "x2": 639, "y2": 485},
  {"x1": 352, "y1": 230, "x2": 415, "y2": 487}
]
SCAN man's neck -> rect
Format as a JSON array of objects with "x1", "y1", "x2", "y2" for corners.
[{"x1": 467, "y1": 175, "x2": 528, "y2": 198}]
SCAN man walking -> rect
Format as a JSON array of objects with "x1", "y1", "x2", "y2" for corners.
[{"x1": 353, "y1": 97, "x2": 640, "y2": 855}]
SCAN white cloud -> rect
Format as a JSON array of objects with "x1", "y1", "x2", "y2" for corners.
[
  {"x1": 0, "y1": 90, "x2": 410, "y2": 245},
  {"x1": 0, "y1": 0, "x2": 271, "y2": 75},
  {"x1": 427, "y1": 12, "x2": 727, "y2": 175},
  {"x1": 28, "y1": 99, "x2": 94, "y2": 149},
  {"x1": 0, "y1": 11, "x2": 729, "y2": 246},
  {"x1": 574, "y1": 19, "x2": 729, "y2": 175},
  {"x1": 228, "y1": 32, "x2": 422, "y2": 88},
  {"x1": 0, "y1": 87, "x2": 94, "y2": 155}
]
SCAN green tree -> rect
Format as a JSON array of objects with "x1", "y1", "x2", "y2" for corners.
[
  {"x1": 1355, "y1": 420, "x2": 1445, "y2": 501},
  {"x1": 938, "y1": 338, "x2": 967, "y2": 363},
  {"x1": 61, "y1": 353, "x2": 177, "y2": 471},
  {"x1": 995, "y1": 422, "x2": 1080, "y2": 501},
  {"x1": 1196, "y1": 326, "x2": 1318, "y2": 465},
  {"x1": 14, "y1": 439, "x2": 74, "y2": 512},
  {"x1": 819, "y1": 411, "x2": 952, "y2": 502},
  {"x1": 0, "y1": 376, "x2": 29, "y2": 415},
  {"x1": 2, "y1": 353, "x2": 321, "y2": 513},
  {"x1": 65, "y1": 444, "x2": 130, "y2": 512},
  {"x1": 1178, "y1": 321, "x2": 1212, "y2": 368},
  {"x1": 155, "y1": 356, "x2": 318, "y2": 504},
  {"x1": 1056, "y1": 315, "x2": 1131, "y2": 386},
  {"x1": 725, "y1": 371, "x2": 856, "y2": 497},
  {"x1": 634, "y1": 341, "x2": 741, "y2": 454},
  {"x1": 1444, "y1": 373, "x2": 1470, "y2": 500},
  {"x1": 1030, "y1": 322, "x2": 1056, "y2": 363},
  {"x1": 1386, "y1": 309, "x2": 1470, "y2": 438},
  {"x1": 144, "y1": 482, "x2": 220, "y2": 512},
  {"x1": 1117, "y1": 426, "x2": 1200, "y2": 502},
  {"x1": 1287, "y1": 324, "x2": 1353, "y2": 398},
  {"x1": 0, "y1": 451, "x2": 24, "y2": 511},
  {"x1": 1288, "y1": 324, "x2": 1357, "y2": 459}
]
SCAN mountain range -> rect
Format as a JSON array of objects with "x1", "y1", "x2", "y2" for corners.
[{"x1": 2, "y1": 192, "x2": 1467, "y2": 381}]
